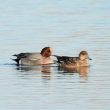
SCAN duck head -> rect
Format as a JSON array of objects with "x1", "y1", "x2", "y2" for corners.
[
  {"x1": 41, "y1": 47, "x2": 52, "y2": 57},
  {"x1": 79, "y1": 51, "x2": 92, "y2": 60}
]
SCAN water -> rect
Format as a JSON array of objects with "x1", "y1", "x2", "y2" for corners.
[{"x1": 0, "y1": 0, "x2": 110, "y2": 110}]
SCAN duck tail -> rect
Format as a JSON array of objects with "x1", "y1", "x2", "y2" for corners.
[
  {"x1": 52, "y1": 55, "x2": 64, "y2": 65},
  {"x1": 12, "y1": 54, "x2": 18, "y2": 57},
  {"x1": 12, "y1": 58, "x2": 20, "y2": 66},
  {"x1": 52, "y1": 55, "x2": 61, "y2": 59}
]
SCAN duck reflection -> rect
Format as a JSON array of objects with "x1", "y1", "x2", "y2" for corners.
[
  {"x1": 58, "y1": 66, "x2": 89, "y2": 80},
  {"x1": 41, "y1": 65, "x2": 51, "y2": 80},
  {"x1": 15, "y1": 64, "x2": 89, "y2": 80},
  {"x1": 17, "y1": 65, "x2": 51, "y2": 72},
  {"x1": 16, "y1": 65, "x2": 51, "y2": 79}
]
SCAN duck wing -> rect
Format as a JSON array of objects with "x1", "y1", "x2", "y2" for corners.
[{"x1": 53, "y1": 55, "x2": 79, "y2": 65}]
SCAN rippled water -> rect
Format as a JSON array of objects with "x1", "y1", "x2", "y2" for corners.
[{"x1": 0, "y1": 0, "x2": 110, "y2": 110}]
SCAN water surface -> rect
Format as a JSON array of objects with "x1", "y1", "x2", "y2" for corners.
[{"x1": 0, "y1": 0, "x2": 110, "y2": 110}]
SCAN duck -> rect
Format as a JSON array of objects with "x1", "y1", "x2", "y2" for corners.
[
  {"x1": 53, "y1": 51, "x2": 92, "y2": 67},
  {"x1": 12, "y1": 47, "x2": 54, "y2": 66}
]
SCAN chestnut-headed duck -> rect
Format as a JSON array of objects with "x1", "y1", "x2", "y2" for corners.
[{"x1": 12, "y1": 47, "x2": 54, "y2": 66}]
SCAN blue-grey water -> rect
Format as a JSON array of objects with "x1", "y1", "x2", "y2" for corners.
[{"x1": 0, "y1": 0, "x2": 110, "y2": 110}]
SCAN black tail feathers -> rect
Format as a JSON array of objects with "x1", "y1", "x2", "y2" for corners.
[
  {"x1": 12, "y1": 58, "x2": 20, "y2": 66},
  {"x1": 52, "y1": 55, "x2": 62, "y2": 59}
]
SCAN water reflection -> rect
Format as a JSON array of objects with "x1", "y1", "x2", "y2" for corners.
[
  {"x1": 16, "y1": 65, "x2": 51, "y2": 73},
  {"x1": 41, "y1": 65, "x2": 51, "y2": 80},
  {"x1": 16, "y1": 64, "x2": 89, "y2": 81},
  {"x1": 16, "y1": 65, "x2": 52, "y2": 80},
  {"x1": 58, "y1": 66, "x2": 89, "y2": 80}
]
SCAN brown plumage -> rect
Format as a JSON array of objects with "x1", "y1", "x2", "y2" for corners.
[{"x1": 54, "y1": 51, "x2": 92, "y2": 67}]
